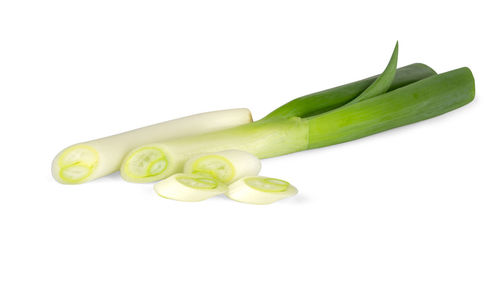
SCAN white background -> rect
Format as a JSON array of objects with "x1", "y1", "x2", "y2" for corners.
[{"x1": 1, "y1": 1, "x2": 498, "y2": 280}]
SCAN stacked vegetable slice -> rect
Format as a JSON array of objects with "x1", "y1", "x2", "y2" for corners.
[{"x1": 154, "y1": 150, "x2": 298, "y2": 204}]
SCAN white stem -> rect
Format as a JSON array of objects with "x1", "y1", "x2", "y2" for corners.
[
  {"x1": 52, "y1": 108, "x2": 252, "y2": 184},
  {"x1": 183, "y1": 150, "x2": 261, "y2": 184}
]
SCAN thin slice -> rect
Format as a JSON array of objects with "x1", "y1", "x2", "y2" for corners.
[
  {"x1": 226, "y1": 176, "x2": 298, "y2": 204},
  {"x1": 184, "y1": 150, "x2": 261, "y2": 184},
  {"x1": 154, "y1": 173, "x2": 228, "y2": 202}
]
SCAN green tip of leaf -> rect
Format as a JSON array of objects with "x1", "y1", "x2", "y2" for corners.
[{"x1": 346, "y1": 42, "x2": 399, "y2": 105}]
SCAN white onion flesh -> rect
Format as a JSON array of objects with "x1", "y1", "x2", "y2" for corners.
[
  {"x1": 226, "y1": 176, "x2": 298, "y2": 204},
  {"x1": 183, "y1": 150, "x2": 261, "y2": 184}
]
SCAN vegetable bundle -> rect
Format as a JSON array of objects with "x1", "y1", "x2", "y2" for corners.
[{"x1": 53, "y1": 43, "x2": 475, "y2": 199}]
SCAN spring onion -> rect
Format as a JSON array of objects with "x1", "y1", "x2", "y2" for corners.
[
  {"x1": 226, "y1": 176, "x2": 298, "y2": 204},
  {"x1": 52, "y1": 108, "x2": 252, "y2": 184},
  {"x1": 183, "y1": 150, "x2": 261, "y2": 184},
  {"x1": 154, "y1": 173, "x2": 228, "y2": 202},
  {"x1": 121, "y1": 65, "x2": 474, "y2": 183}
]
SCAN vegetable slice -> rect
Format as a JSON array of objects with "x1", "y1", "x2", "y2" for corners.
[
  {"x1": 226, "y1": 176, "x2": 298, "y2": 204},
  {"x1": 184, "y1": 150, "x2": 261, "y2": 184},
  {"x1": 154, "y1": 173, "x2": 228, "y2": 202},
  {"x1": 52, "y1": 108, "x2": 252, "y2": 184}
]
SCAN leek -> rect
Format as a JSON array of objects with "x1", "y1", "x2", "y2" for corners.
[
  {"x1": 225, "y1": 176, "x2": 298, "y2": 204},
  {"x1": 121, "y1": 66, "x2": 474, "y2": 183},
  {"x1": 183, "y1": 150, "x2": 261, "y2": 184},
  {"x1": 52, "y1": 108, "x2": 252, "y2": 184}
]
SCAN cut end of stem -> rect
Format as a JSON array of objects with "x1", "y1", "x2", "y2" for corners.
[
  {"x1": 184, "y1": 150, "x2": 261, "y2": 184},
  {"x1": 52, "y1": 145, "x2": 99, "y2": 184},
  {"x1": 190, "y1": 155, "x2": 236, "y2": 183},
  {"x1": 121, "y1": 146, "x2": 169, "y2": 182}
]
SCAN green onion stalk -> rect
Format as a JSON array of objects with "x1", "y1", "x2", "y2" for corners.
[{"x1": 121, "y1": 44, "x2": 475, "y2": 183}]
